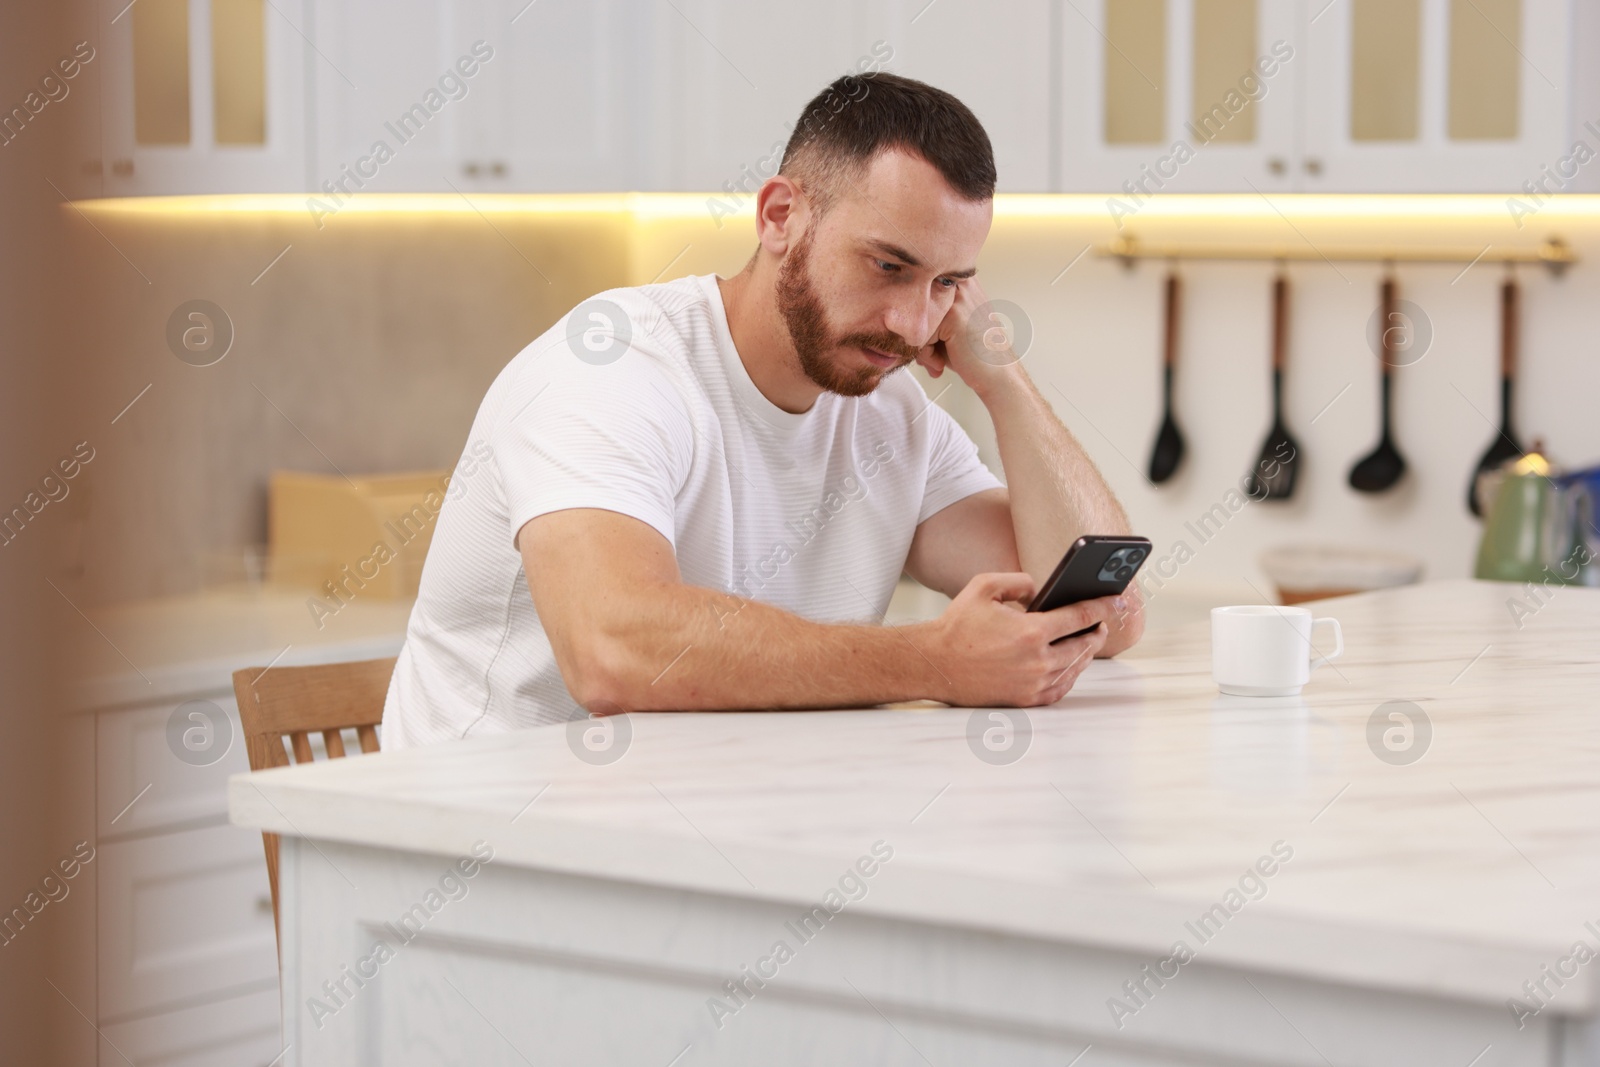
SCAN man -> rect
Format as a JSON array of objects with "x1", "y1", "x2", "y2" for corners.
[{"x1": 382, "y1": 73, "x2": 1142, "y2": 749}]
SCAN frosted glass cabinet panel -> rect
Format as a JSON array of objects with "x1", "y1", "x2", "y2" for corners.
[
  {"x1": 1448, "y1": 0, "x2": 1522, "y2": 141},
  {"x1": 132, "y1": 0, "x2": 192, "y2": 145},
  {"x1": 1104, "y1": 0, "x2": 1167, "y2": 145},
  {"x1": 212, "y1": 0, "x2": 267, "y2": 145},
  {"x1": 1191, "y1": 0, "x2": 1258, "y2": 144},
  {"x1": 1350, "y1": 0, "x2": 1422, "y2": 142}
]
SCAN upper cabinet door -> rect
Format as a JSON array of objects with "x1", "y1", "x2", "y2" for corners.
[
  {"x1": 658, "y1": 1, "x2": 897, "y2": 194},
  {"x1": 100, "y1": 0, "x2": 306, "y2": 195},
  {"x1": 1301, "y1": 0, "x2": 1571, "y2": 191},
  {"x1": 1058, "y1": 0, "x2": 1299, "y2": 195},
  {"x1": 309, "y1": 0, "x2": 653, "y2": 195},
  {"x1": 895, "y1": 0, "x2": 1054, "y2": 192},
  {"x1": 307, "y1": 0, "x2": 465, "y2": 195},
  {"x1": 449, "y1": 0, "x2": 659, "y2": 192}
]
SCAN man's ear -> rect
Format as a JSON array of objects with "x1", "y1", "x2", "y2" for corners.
[{"x1": 753, "y1": 175, "x2": 809, "y2": 257}]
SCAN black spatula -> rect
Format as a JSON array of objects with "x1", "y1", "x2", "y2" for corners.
[
  {"x1": 1244, "y1": 273, "x2": 1301, "y2": 500},
  {"x1": 1349, "y1": 275, "x2": 1408, "y2": 493},
  {"x1": 1467, "y1": 277, "x2": 1525, "y2": 517},
  {"x1": 1147, "y1": 271, "x2": 1186, "y2": 483}
]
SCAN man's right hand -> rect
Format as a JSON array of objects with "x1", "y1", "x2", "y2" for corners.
[{"x1": 924, "y1": 572, "x2": 1118, "y2": 707}]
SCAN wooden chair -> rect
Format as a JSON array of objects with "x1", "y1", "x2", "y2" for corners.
[{"x1": 231, "y1": 656, "x2": 396, "y2": 950}]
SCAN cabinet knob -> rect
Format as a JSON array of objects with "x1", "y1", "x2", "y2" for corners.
[
  {"x1": 490, "y1": 160, "x2": 507, "y2": 178},
  {"x1": 463, "y1": 161, "x2": 481, "y2": 177},
  {"x1": 1266, "y1": 157, "x2": 1286, "y2": 175},
  {"x1": 255, "y1": 894, "x2": 273, "y2": 915},
  {"x1": 1304, "y1": 157, "x2": 1324, "y2": 176},
  {"x1": 81, "y1": 160, "x2": 103, "y2": 176},
  {"x1": 112, "y1": 159, "x2": 134, "y2": 177}
]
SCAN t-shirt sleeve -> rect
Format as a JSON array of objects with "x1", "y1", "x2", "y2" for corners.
[
  {"x1": 918, "y1": 398, "x2": 1005, "y2": 525},
  {"x1": 489, "y1": 336, "x2": 694, "y2": 550}
]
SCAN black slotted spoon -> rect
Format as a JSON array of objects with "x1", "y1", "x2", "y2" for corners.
[
  {"x1": 1348, "y1": 274, "x2": 1408, "y2": 493},
  {"x1": 1147, "y1": 271, "x2": 1186, "y2": 483},
  {"x1": 1243, "y1": 273, "x2": 1301, "y2": 500},
  {"x1": 1467, "y1": 276, "x2": 1526, "y2": 517}
]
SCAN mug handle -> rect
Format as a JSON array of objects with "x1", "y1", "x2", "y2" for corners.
[{"x1": 1309, "y1": 617, "x2": 1343, "y2": 672}]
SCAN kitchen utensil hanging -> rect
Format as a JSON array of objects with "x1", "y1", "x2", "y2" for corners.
[
  {"x1": 1243, "y1": 272, "x2": 1300, "y2": 501},
  {"x1": 1147, "y1": 270, "x2": 1186, "y2": 483},
  {"x1": 1348, "y1": 273, "x2": 1408, "y2": 493},
  {"x1": 1467, "y1": 275, "x2": 1526, "y2": 517}
]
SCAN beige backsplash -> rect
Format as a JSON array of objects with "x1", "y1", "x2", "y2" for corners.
[{"x1": 62, "y1": 196, "x2": 1600, "y2": 611}]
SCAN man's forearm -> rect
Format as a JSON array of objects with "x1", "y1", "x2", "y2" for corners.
[
  {"x1": 975, "y1": 365, "x2": 1143, "y2": 654},
  {"x1": 575, "y1": 583, "x2": 946, "y2": 713},
  {"x1": 977, "y1": 367, "x2": 1130, "y2": 579}
]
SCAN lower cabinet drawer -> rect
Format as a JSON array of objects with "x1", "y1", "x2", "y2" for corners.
[
  {"x1": 98, "y1": 823, "x2": 279, "y2": 1019},
  {"x1": 97, "y1": 689, "x2": 252, "y2": 839},
  {"x1": 98, "y1": 985, "x2": 282, "y2": 1067}
]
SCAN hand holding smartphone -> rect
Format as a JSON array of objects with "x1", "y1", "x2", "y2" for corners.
[{"x1": 1026, "y1": 535, "x2": 1151, "y2": 641}]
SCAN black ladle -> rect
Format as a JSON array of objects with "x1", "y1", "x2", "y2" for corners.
[
  {"x1": 1348, "y1": 275, "x2": 1408, "y2": 493},
  {"x1": 1147, "y1": 271, "x2": 1186, "y2": 483},
  {"x1": 1467, "y1": 277, "x2": 1526, "y2": 517},
  {"x1": 1243, "y1": 273, "x2": 1301, "y2": 500}
]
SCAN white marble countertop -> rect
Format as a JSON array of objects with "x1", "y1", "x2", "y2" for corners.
[
  {"x1": 229, "y1": 579, "x2": 1600, "y2": 1012},
  {"x1": 71, "y1": 588, "x2": 415, "y2": 710}
]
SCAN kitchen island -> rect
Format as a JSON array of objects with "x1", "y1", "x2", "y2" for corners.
[{"x1": 230, "y1": 579, "x2": 1600, "y2": 1066}]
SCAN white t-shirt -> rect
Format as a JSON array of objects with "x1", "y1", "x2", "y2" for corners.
[{"x1": 381, "y1": 273, "x2": 1004, "y2": 749}]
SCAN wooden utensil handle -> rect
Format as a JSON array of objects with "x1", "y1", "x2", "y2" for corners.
[
  {"x1": 1501, "y1": 278, "x2": 1518, "y2": 378},
  {"x1": 1163, "y1": 273, "x2": 1181, "y2": 369},
  {"x1": 1271, "y1": 274, "x2": 1289, "y2": 372},
  {"x1": 1380, "y1": 275, "x2": 1397, "y2": 376}
]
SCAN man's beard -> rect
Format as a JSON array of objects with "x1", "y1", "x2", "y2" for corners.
[{"x1": 774, "y1": 230, "x2": 922, "y2": 398}]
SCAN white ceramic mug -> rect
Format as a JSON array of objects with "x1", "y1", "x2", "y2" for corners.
[{"x1": 1211, "y1": 605, "x2": 1343, "y2": 697}]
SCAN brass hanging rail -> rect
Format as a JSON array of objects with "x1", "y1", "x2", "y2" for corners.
[{"x1": 1098, "y1": 235, "x2": 1577, "y2": 275}]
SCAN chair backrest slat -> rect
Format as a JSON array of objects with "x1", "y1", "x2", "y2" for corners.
[{"x1": 231, "y1": 655, "x2": 397, "y2": 957}]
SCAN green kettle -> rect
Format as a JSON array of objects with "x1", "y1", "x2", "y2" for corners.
[{"x1": 1473, "y1": 456, "x2": 1589, "y2": 584}]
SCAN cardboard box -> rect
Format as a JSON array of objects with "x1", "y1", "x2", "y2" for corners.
[{"x1": 268, "y1": 470, "x2": 450, "y2": 601}]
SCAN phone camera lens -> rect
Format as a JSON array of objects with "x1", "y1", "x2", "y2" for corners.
[
  {"x1": 1126, "y1": 549, "x2": 1146, "y2": 565},
  {"x1": 1116, "y1": 565, "x2": 1134, "y2": 581}
]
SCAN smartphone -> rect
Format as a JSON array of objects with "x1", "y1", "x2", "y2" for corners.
[{"x1": 1026, "y1": 535, "x2": 1152, "y2": 640}]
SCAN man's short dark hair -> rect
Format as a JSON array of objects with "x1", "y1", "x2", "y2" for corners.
[{"x1": 779, "y1": 72, "x2": 996, "y2": 215}]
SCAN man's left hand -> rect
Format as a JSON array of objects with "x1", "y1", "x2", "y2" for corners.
[{"x1": 912, "y1": 278, "x2": 1024, "y2": 400}]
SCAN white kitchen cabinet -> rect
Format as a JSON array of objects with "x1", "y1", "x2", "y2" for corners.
[
  {"x1": 1300, "y1": 0, "x2": 1572, "y2": 192},
  {"x1": 1058, "y1": 0, "x2": 1300, "y2": 195},
  {"x1": 97, "y1": 986, "x2": 283, "y2": 1067},
  {"x1": 657, "y1": 0, "x2": 1053, "y2": 195},
  {"x1": 1058, "y1": 0, "x2": 1576, "y2": 194},
  {"x1": 97, "y1": 822, "x2": 278, "y2": 1019},
  {"x1": 451, "y1": 0, "x2": 663, "y2": 192},
  {"x1": 653, "y1": 0, "x2": 898, "y2": 194},
  {"x1": 307, "y1": 0, "x2": 659, "y2": 194},
  {"x1": 75, "y1": 0, "x2": 1595, "y2": 196},
  {"x1": 896, "y1": 0, "x2": 1054, "y2": 192},
  {"x1": 305, "y1": 0, "x2": 462, "y2": 194},
  {"x1": 73, "y1": 590, "x2": 412, "y2": 1067},
  {"x1": 95, "y1": 693, "x2": 250, "y2": 839},
  {"x1": 97, "y1": 0, "x2": 308, "y2": 195}
]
